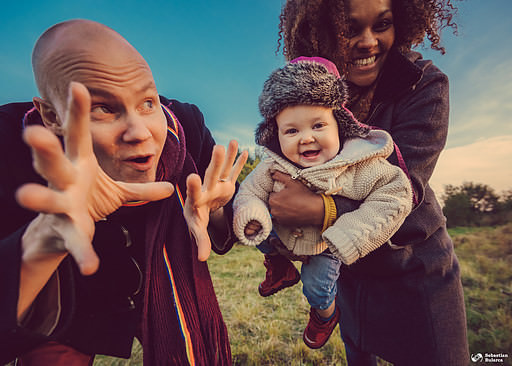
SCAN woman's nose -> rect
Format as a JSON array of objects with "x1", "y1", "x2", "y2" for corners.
[{"x1": 357, "y1": 28, "x2": 378, "y2": 49}]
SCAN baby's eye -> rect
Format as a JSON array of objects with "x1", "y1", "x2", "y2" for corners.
[
  {"x1": 284, "y1": 128, "x2": 298, "y2": 135},
  {"x1": 313, "y1": 122, "x2": 325, "y2": 129}
]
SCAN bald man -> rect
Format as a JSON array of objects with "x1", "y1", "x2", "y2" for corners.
[{"x1": 0, "y1": 19, "x2": 246, "y2": 365}]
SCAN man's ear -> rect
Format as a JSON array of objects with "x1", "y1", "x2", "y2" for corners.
[{"x1": 33, "y1": 97, "x2": 64, "y2": 135}]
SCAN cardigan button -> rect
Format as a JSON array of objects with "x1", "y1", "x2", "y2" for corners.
[{"x1": 291, "y1": 229, "x2": 303, "y2": 238}]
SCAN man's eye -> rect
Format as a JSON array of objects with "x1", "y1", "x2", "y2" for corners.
[
  {"x1": 91, "y1": 105, "x2": 112, "y2": 114},
  {"x1": 142, "y1": 100, "x2": 154, "y2": 111}
]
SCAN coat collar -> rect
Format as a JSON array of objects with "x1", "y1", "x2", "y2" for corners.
[{"x1": 373, "y1": 47, "x2": 425, "y2": 104}]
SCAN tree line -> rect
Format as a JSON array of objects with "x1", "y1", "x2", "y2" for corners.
[{"x1": 442, "y1": 182, "x2": 512, "y2": 228}]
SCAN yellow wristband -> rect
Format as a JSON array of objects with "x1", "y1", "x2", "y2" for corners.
[{"x1": 321, "y1": 193, "x2": 337, "y2": 232}]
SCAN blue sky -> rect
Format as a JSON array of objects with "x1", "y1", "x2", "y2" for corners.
[{"x1": 1, "y1": 0, "x2": 511, "y2": 193}]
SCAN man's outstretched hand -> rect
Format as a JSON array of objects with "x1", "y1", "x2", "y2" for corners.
[
  {"x1": 184, "y1": 140, "x2": 248, "y2": 261},
  {"x1": 16, "y1": 82, "x2": 174, "y2": 275}
]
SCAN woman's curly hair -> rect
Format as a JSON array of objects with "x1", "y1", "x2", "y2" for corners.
[{"x1": 278, "y1": 0, "x2": 458, "y2": 73}]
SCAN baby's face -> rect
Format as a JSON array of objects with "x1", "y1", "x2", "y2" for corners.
[{"x1": 276, "y1": 105, "x2": 340, "y2": 168}]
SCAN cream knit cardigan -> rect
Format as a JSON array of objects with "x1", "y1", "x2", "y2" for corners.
[{"x1": 233, "y1": 130, "x2": 413, "y2": 265}]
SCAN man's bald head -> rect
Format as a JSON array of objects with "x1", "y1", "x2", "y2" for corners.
[{"x1": 32, "y1": 19, "x2": 151, "y2": 111}]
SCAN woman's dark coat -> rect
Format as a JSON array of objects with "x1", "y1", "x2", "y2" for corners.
[{"x1": 336, "y1": 49, "x2": 469, "y2": 366}]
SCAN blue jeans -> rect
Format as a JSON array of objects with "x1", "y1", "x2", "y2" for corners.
[
  {"x1": 255, "y1": 233, "x2": 278, "y2": 255},
  {"x1": 257, "y1": 233, "x2": 341, "y2": 310},
  {"x1": 301, "y1": 251, "x2": 341, "y2": 310}
]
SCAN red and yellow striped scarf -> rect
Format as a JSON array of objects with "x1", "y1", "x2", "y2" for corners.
[{"x1": 140, "y1": 103, "x2": 231, "y2": 365}]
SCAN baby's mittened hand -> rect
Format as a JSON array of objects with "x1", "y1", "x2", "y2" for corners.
[{"x1": 244, "y1": 220, "x2": 262, "y2": 237}]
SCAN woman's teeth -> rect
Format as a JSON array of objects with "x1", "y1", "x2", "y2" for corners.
[{"x1": 354, "y1": 55, "x2": 376, "y2": 66}]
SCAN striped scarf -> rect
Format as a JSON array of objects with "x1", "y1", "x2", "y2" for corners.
[{"x1": 141, "y1": 104, "x2": 231, "y2": 365}]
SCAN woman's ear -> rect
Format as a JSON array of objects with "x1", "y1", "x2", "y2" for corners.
[{"x1": 32, "y1": 96, "x2": 64, "y2": 135}]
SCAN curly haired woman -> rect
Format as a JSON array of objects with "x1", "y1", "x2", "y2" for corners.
[{"x1": 263, "y1": 0, "x2": 469, "y2": 365}]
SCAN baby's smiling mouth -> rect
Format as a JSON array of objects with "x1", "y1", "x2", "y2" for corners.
[{"x1": 301, "y1": 150, "x2": 320, "y2": 158}]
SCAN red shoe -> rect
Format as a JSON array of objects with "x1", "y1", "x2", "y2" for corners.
[
  {"x1": 303, "y1": 307, "x2": 340, "y2": 349},
  {"x1": 258, "y1": 254, "x2": 300, "y2": 297}
]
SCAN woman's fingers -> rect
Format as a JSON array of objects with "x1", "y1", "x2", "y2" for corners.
[{"x1": 270, "y1": 170, "x2": 292, "y2": 186}]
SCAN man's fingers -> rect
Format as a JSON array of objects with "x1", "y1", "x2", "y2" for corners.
[
  {"x1": 186, "y1": 173, "x2": 203, "y2": 205},
  {"x1": 16, "y1": 184, "x2": 67, "y2": 214},
  {"x1": 219, "y1": 140, "x2": 238, "y2": 180},
  {"x1": 229, "y1": 149, "x2": 248, "y2": 182},
  {"x1": 23, "y1": 125, "x2": 75, "y2": 190},
  {"x1": 203, "y1": 145, "x2": 225, "y2": 190},
  {"x1": 59, "y1": 220, "x2": 100, "y2": 275},
  {"x1": 120, "y1": 181, "x2": 175, "y2": 203},
  {"x1": 64, "y1": 82, "x2": 94, "y2": 161},
  {"x1": 189, "y1": 227, "x2": 212, "y2": 262}
]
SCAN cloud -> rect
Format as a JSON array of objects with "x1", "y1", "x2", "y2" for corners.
[
  {"x1": 430, "y1": 135, "x2": 512, "y2": 197},
  {"x1": 209, "y1": 122, "x2": 259, "y2": 160},
  {"x1": 445, "y1": 57, "x2": 512, "y2": 148}
]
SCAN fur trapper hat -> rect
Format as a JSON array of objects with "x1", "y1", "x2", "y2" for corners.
[{"x1": 256, "y1": 56, "x2": 369, "y2": 151}]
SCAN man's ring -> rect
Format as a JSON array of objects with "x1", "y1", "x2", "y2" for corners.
[{"x1": 219, "y1": 178, "x2": 228, "y2": 182}]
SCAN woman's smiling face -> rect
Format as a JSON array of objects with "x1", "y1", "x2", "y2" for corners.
[{"x1": 345, "y1": 0, "x2": 396, "y2": 87}]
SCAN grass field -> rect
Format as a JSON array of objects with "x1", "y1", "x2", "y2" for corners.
[{"x1": 95, "y1": 224, "x2": 512, "y2": 365}]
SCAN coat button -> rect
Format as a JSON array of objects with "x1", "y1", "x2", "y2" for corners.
[{"x1": 292, "y1": 229, "x2": 303, "y2": 238}]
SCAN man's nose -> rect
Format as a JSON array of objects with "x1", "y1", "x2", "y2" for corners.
[{"x1": 122, "y1": 114, "x2": 152, "y2": 142}]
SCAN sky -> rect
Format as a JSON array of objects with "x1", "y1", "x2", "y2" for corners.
[{"x1": 0, "y1": 0, "x2": 511, "y2": 197}]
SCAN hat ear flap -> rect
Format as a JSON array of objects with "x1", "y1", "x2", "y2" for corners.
[
  {"x1": 255, "y1": 118, "x2": 277, "y2": 147},
  {"x1": 334, "y1": 78, "x2": 349, "y2": 106},
  {"x1": 334, "y1": 108, "x2": 370, "y2": 139}
]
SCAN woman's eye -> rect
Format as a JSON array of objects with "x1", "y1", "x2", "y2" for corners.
[
  {"x1": 375, "y1": 19, "x2": 393, "y2": 32},
  {"x1": 346, "y1": 23, "x2": 359, "y2": 38}
]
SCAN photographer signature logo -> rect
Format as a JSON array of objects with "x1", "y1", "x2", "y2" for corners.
[{"x1": 471, "y1": 353, "x2": 483, "y2": 362}]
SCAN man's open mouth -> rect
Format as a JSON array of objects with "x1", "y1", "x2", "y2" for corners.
[{"x1": 129, "y1": 156, "x2": 151, "y2": 164}]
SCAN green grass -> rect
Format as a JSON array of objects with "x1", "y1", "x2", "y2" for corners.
[
  {"x1": 94, "y1": 224, "x2": 512, "y2": 365},
  {"x1": 450, "y1": 223, "x2": 512, "y2": 365},
  {"x1": 209, "y1": 245, "x2": 348, "y2": 366}
]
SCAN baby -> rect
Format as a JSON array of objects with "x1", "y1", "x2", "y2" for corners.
[{"x1": 233, "y1": 57, "x2": 413, "y2": 349}]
